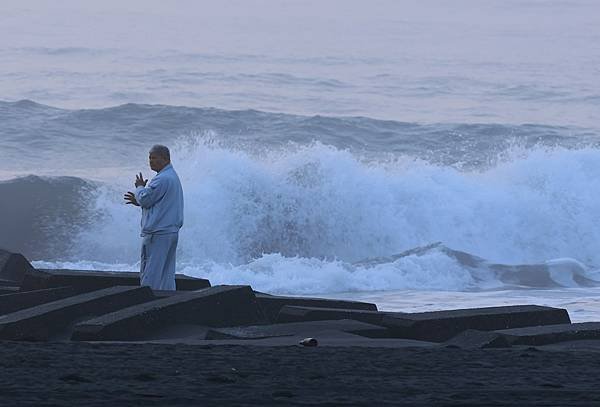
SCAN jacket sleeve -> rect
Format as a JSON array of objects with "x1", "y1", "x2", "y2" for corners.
[{"x1": 134, "y1": 176, "x2": 167, "y2": 209}]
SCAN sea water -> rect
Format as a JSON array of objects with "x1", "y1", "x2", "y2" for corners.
[{"x1": 1, "y1": 0, "x2": 599, "y2": 320}]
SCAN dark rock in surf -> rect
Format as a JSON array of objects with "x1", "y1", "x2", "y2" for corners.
[
  {"x1": 0, "y1": 247, "x2": 35, "y2": 286},
  {"x1": 20, "y1": 268, "x2": 210, "y2": 292}
]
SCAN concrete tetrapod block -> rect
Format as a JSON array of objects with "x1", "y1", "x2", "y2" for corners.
[
  {"x1": 72, "y1": 285, "x2": 268, "y2": 341},
  {"x1": 255, "y1": 293, "x2": 378, "y2": 323},
  {"x1": 205, "y1": 319, "x2": 390, "y2": 340},
  {"x1": 0, "y1": 248, "x2": 35, "y2": 285},
  {"x1": 380, "y1": 305, "x2": 571, "y2": 342},
  {"x1": 495, "y1": 322, "x2": 600, "y2": 346},
  {"x1": 0, "y1": 287, "x2": 20, "y2": 295},
  {"x1": 0, "y1": 286, "x2": 77, "y2": 315},
  {"x1": 20, "y1": 268, "x2": 210, "y2": 292},
  {"x1": 444, "y1": 329, "x2": 513, "y2": 349},
  {"x1": 0, "y1": 286, "x2": 155, "y2": 341},
  {"x1": 276, "y1": 305, "x2": 393, "y2": 326}
]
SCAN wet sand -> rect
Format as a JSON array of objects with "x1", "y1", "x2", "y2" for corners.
[{"x1": 2, "y1": 341, "x2": 600, "y2": 406}]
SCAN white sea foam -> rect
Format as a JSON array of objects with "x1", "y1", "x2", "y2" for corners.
[{"x1": 32, "y1": 250, "x2": 477, "y2": 294}]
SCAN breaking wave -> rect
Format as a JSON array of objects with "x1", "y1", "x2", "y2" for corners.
[{"x1": 12, "y1": 136, "x2": 600, "y2": 294}]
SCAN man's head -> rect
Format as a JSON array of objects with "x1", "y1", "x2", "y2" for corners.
[{"x1": 149, "y1": 145, "x2": 171, "y2": 172}]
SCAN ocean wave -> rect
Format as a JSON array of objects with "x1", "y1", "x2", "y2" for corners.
[
  {"x1": 6, "y1": 137, "x2": 600, "y2": 293},
  {"x1": 0, "y1": 175, "x2": 96, "y2": 260},
  {"x1": 1, "y1": 101, "x2": 598, "y2": 179}
]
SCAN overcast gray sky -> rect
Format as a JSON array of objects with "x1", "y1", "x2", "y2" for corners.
[{"x1": 2, "y1": 0, "x2": 598, "y2": 60}]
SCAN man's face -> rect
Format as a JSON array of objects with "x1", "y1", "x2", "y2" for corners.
[{"x1": 149, "y1": 152, "x2": 169, "y2": 172}]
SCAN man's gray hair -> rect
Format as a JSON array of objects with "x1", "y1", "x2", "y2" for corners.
[{"x1": 150, "y1": 144, "x2": 170, "y2": 160}]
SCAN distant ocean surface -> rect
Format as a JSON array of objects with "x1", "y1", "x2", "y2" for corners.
[{"x1": 1, "y1": 0, "x2": 599, "y2": 319}]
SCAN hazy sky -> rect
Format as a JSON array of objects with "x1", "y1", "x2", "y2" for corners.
[{"x1": 2, "y1": 0, "x2": 598, "y2": 59}]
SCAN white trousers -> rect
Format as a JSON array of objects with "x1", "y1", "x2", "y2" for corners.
[{"x1": 140, "y1": 233, "x2": 178, "y2": 290}]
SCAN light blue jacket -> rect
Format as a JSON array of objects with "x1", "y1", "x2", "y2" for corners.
[{"x1": 134, "y1": 163, "x2": 184, "y2": 235}]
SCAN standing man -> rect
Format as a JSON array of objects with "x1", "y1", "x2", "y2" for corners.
[{"x1": 124, "y1": 145, "x2": 184, "y2": 290}]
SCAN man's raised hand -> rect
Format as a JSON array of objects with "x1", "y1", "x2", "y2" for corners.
[
  {"x1": 124, "y1": 191, "x2": 140, "y2": 206},
  {"x1": 135, "y1": 172, "x2": 147, "y2": 188}
]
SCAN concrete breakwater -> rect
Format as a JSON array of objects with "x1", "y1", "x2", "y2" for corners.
[{"x1": 3, "y1": 247, "x2": 600, "y2": 349}]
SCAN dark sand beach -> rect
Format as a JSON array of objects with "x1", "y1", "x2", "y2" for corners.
[
  {"x1": 0, "y1": 263, "x2": 599, "y2": 405},
  {"x1": 2, "y1": 341, "x2": 600, "y2": 406}
]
